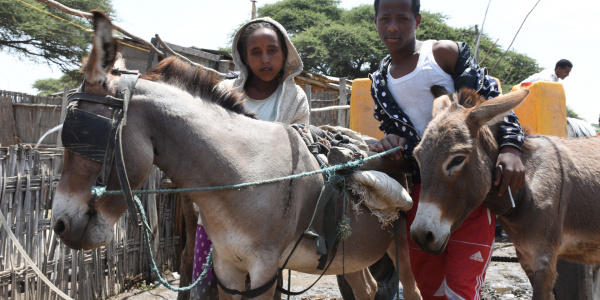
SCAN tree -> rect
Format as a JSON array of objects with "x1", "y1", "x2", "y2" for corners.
[
  {"x1": 415, "y1": 12, "x2": 541, "y2": 88},
  {"x1": 0, "y1": 0, "x2": 114, "y2": 72},
  {"x1": 259, "y1": 2, "x2": 386, "y2": 78},
  {"x1": 258, "y1": 0, "x2": 341, "y2": 36},
  {"x1": 32, "y1": 69, "x2": 81, "y2": 96},
  {"x1": 258, "y1": 0, "x2": 541, "y2": 86}
]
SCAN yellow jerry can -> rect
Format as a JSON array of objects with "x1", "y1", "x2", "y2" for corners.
[
  {"x1": 511, "y1": 82, "x2": 567, "y2": 137},
  {"x1": 349, "y1": 78, "x2": 384, "y2": 139}
]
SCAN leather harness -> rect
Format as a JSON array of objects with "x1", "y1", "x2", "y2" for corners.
[{"x1": 62, "y1": 70, "x2": 141, "y2": 224}]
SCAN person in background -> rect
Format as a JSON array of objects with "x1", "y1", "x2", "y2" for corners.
[
  {"x1": 521, "y1": 59, "x2": 572, "y2": 83},
  {"x1": 368, "y1": 0, "x2": 526, "y2": 298},
  {"x1": 188, "y1": 17, "x2": 309, "y2": 299}
]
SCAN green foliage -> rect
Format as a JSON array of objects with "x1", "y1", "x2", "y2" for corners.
[
  {"x1": 416, "y1": 12, "x2": 542, "y2": 88},
  {"x1": 259, "y1": 1, "x2": 385, "y2": 78},
  {"x1": 293, "y1": 22, "x2": 383, "y2": 78},
  {"x1": 258, "y1": 0, "x2": 341, "y2": 36},
  {"x1": 32, "y1": 69, "x2": 81, "y2": 96},
  {"x1": 0, "y1": 0, "x2": 114, "y2": 72},
  {"x1": 255, "y1": 1, "x2": 541, "y2": 83},
  {"x1": 135, "y1": 280, "x2": 155, "y2": 291},
  {"x1": 566, "y1": 105, "x2": 582, "y2": 119}
]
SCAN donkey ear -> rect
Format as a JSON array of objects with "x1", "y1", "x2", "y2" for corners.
[
  {"x1": 467, "y1": 89, "x2": 529, "y2": 129},
  {"x1": 432, "y1": 94, "x2": 453, "y2": 118},
  {"x1": 85, "y1": 10, "x2": 117, "y2": 85}
]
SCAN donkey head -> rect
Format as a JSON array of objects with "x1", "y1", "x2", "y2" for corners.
[
  {"x1": 52, "y1": 11, "x2": 154, "y2": 250},
  {"x1": 410, "y1": 87, "x2": 529, "y2": 254}
]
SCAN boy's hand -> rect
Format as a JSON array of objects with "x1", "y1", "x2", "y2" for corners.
[
  {"x1": 494, "y1": 146, "x2": 525, "y2": 196},
  {"x1": 368, "y1": 134, "x2": 406, "y2": 161}
]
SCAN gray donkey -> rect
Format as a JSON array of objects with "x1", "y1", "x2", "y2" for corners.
[{"x1": 410, "y1": 86, "x2": 600, "y2": 300}]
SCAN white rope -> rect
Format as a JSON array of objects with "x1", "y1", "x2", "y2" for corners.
[
  {"x1": 310, "y1": 105, "x2": 350, "y2": 112},
  {"x1": 0, "y1": 210, "x2": 73, "y2": 300}
]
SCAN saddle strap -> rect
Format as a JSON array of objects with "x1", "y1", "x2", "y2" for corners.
[
  {"x1": 303, "y1": 174, "x2": 343, "y2": 270},
  {"x1": 115, "y1": 119, "x2": 140, "y2": 226},
  {"x1": 112, "y1": 73, "x2": 141, "y2": 225}
]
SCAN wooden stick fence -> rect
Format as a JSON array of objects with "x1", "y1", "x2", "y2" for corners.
[
  {"x1": 309, "y1": 90, "x2": 345, "y2": 127},
  {"x1": 0, "y1": 90, "x2": 64, "y2": 146},
  {"x1": 0, "y1": 145, "x2": 179, "y2": 299}
]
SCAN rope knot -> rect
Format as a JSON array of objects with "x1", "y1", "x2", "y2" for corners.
[
  {"x1": 337, "y1": 215, "x2": 351, "y2": 241},
  {"x1": 91, "y1": 186, "x2": 106, "y2": 198}
]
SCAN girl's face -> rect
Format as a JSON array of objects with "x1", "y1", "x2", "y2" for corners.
[{"x1": 243, "y1": 27, "x2": 285, "y2": 83}]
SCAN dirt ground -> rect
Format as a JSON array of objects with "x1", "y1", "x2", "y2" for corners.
[{"x1": 109, "y1": 235, "x2": 532, "y2": 300}]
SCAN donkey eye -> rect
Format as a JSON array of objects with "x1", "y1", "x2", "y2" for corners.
[{"x1": 446, "y1": 156, "x2": 465, "y2": 170}]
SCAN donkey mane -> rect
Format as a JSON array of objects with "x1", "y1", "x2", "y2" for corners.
[
  {"x1": 142, "y1": 57, "x2": 255, "y2": 117},
  {"x1": 453, "y1": 88, "x2": 485, "y2": 108}
]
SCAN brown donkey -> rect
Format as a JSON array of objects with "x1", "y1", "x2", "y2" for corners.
[{"x1": 410, "y1": 87, "x2": 600, "y2": 300}]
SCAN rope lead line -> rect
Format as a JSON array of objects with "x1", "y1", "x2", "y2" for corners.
[
  {"x1": 134, "y1": 196, "x2": 213, "y2": 291},
  {"x1": 91, "y1": 145, "x2": 404, "y2": 198}
]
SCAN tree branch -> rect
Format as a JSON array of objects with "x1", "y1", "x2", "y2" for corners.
[
  {"x1": 33, "y1": 0, "x2": 164, "y2": 58},
  {"x1": 479, "y1": 38, "x2": 499, "y2": 65},
  {"x1": 474, "y1": 0, "x2": 492, "y2": 63},
  {"x1": 490, "y1": 0, "x2": 541, "y2": 74},
  {"x1": 0, "y1": 39, "x2": 36, "y2": 45}
]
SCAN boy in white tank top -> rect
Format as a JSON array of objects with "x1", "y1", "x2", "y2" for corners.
[{"x1": 369, "y1": 0, "x2": 526, "y2": 299}]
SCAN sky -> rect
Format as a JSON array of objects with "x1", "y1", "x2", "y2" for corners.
[{"x1": 2, "y1": 0, "x2": 598, "y2": 124}]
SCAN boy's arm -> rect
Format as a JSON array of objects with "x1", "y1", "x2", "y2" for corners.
[
  {"x1": 371, "y1": 96, "x2": 406, "y2": 161},
  {"x1": 434, "y1": 40, "x2": 525, "y2": 150},
  {"x1": 452, "y1": 42, "x2": 525, "y2": 150},
  {"x1": 453, "y1": 42, "x2": 525, "y2": 194}
]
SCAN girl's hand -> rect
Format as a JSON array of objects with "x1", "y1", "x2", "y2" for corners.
[
  {"x1": 368, "y1": 134, "x2": 406, "y2": 161},
  {"x1": 494, "y1": 146, "x2": 525, "y2": 196}
]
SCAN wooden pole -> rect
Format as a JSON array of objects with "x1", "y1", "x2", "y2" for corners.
[
  {"x1": 305, "y1": 85, "x2": 312, "y2": 125},
  {"x1": 337, "y1": 78, "x2": 348, "y2": 127},
  {"x1": 57, "y1": 86, "x2": 68, "y2": 147}
]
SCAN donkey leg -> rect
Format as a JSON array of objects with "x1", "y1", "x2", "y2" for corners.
[
  {"x1": 344, "y1": 269, "x2": 378, "y2": 300},
  {"x1": 517, "y1": 247, "x2": 558, "y2": 300},
  {"x1": 245, "y1": 258, "x2": 280, "y2": 300},
  {"x1": 213, "y1": 254, "x2": 246, "y2": 300},
  {"x1": 530, "y1": 253, "x2": 559, "y2": 300},
  {"x1": 387, "y1": 215, "x2": 422, "y2": 300}
]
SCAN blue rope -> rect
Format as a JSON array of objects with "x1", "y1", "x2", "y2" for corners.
[
  {"x1": 91, "y1": 145, "x2": 403, "y2": 198},
  {"x1": 134, "y1": 195, "x2": 213, "y2": 291}
]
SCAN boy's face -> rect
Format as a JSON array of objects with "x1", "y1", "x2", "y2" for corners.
[
  {"x1": 555, "y1": 66, "x2": 571, "y2": 80},
  {"x1": 374, "y1": 0, "x2": 421, "y2": 53}
]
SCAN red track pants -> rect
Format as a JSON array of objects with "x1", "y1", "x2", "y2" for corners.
[{"x1": 406, "y1": 184, "x2": 495, "y2": 300}]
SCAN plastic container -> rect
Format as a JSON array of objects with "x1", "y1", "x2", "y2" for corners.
[
  {"x1": 349, "y1": 78, "x2": 384, "y2": 139},
  {"x1": 511, "y1": 81, "x2": 567, "y2": 137}
]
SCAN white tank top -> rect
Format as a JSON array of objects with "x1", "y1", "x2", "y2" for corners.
[{"x1": 386, "y1": 40, "x2": 455, "y2": 136}]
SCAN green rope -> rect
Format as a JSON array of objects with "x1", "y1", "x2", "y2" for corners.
[
  {"x1": 116, "y1": 145, "x2": 403, "y2": 292},
  {"x1": 337, "y1": 177, "x2": 351, "y2": 241},
  {"x1": 91, "y1": 145, "x2": 403, "y2": 198},
  {"x1": 134, "y1": 196, "x2": 212, "y2": 291}
]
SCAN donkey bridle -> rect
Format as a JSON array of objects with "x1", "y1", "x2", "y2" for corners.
[{"x1": 62, "y1": 69, "x2": 141, "y2": 224}]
